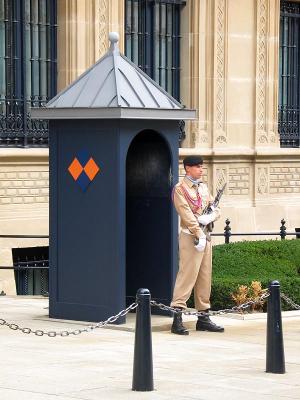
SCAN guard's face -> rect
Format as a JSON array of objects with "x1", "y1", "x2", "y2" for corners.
[{"x1": 186, "y1": 164, "x2": 203, "y2": 180}]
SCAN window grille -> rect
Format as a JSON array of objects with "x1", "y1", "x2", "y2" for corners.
[
  {"x1": 12, "y1": 246, "x2": 49, "y2": 295},
  {"x1": 125, "y1": 0, "x2": 185, "y2": 101},
  {"x1": 279, "y1": 1, "x2": 300, "y2": 147},
  {"x1": 0, "y1": 0, "x2": 57, "y2": 147}
]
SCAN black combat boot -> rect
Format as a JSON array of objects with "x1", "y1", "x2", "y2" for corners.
[
  {"x1": 196, "y1": 312, "x2": 224, "y2": 332},
  {"x1": 171, "y1": 309, "x2": 189, "y2": 335}
]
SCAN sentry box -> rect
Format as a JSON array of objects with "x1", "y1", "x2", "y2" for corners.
[{"x1": 32, "y1": 33, "x2": 195, "y2": 322}]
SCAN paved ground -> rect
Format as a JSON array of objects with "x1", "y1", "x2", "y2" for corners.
[{"x1": 0, "y1": 296, "x2": 299, "y2": 400}]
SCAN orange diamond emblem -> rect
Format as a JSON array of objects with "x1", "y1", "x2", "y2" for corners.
[
  {"x1": 68, "y1": 158, "x2": 83, "y2": 181},
  {"x1": 84, "y1": 158, "x2": 100, "y2": 181}
]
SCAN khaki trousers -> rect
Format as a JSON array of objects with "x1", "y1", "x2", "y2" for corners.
[{"x1": 171, "y1": 232, "x2": 212, "y2": 311}]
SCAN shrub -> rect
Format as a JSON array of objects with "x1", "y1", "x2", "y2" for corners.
[
  {"x1": 188, "y1": 240, "x2": 300, "y2": 311},
  {"x1": 231, "y1": 281, "x2": 267, "y2": 312}
]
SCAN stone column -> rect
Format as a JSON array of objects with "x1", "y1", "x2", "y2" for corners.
[
  {"x1": 181, "y1": 0, "x2": 216, "y2": 149},
  {"x1": 212, "y1": 0, "x2": 227, "y2": 148},
  {"x1": 108, "y1": 0, "x2": 125, "y2": 52},
  {"x1": 57, "y1": 0, "x2": 99, "y2": 89},
  {"x1": 254, "y1": 0, "x2": 283, "y2": 211},
  {"x1": 98, "y1": 0, "x2": 125, "y2": 57},
  {"x1": 57, "y1": 0, "x2": 124, "y2": 91},
  {"x1": 180, "y1": 0, "x2": 199, "y2": 147},
  {"x1": 255, "y1": 0, "x2": 280, "y2": 147}
]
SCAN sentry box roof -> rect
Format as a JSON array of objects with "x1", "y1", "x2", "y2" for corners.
[{"x1": 31, "y1": 32, "x2": 196, "y2": 120}]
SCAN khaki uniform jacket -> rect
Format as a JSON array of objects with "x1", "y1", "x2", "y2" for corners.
[{"x1": 173, "y1": 176, "x2": 213, "y2": 239}]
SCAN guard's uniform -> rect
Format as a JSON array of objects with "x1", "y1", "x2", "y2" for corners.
[{"x1": 171, "y1": 176, "x2": 214, "y2": 311}]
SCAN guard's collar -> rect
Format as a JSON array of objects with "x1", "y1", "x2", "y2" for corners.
[{"x1": 184, "y1": 175, "x2": 202, "y2": 187}]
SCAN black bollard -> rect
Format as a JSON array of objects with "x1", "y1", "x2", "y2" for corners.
[
  {"x1": 132, "y1": 288, "x2": 154, "y2": 391},
  {"x1": 266, "y1": 280, "x2": 285, "y2": 373}
]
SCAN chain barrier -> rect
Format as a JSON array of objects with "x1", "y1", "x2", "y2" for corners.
[
  {"x1": 0, "y1": 302, "x2": 138, "y2": 337},
  {"x1": 151, "y1": 291, "x2": 271, "y2": 317},
  {"x1": 1, "y1": 290, "x2": 299, "y2": 337},
  {"x1": 280, "y1": 292, "x2": 300, "y2": 310}
]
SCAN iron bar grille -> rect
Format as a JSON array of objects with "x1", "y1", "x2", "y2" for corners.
[
  {"x1": 12, "y1": 246, "x2": 49, "y2": 295},
  {"x1": 125, "y1": 0, "x2": 185, "y2": 101},
  {"x1": 279, "y1": 1, "x2": 300, "y2": 147},
  {"x1": 0, "y1": 0, "x2": 57, "y2": 147}
]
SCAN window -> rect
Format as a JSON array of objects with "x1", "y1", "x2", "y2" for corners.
[
  {"x1": 279, "y1": 1, "x2": 300, "y2": 147},
  {"x1": 0, "y1": 0, "x2": 57, "y2": 147},
  {"x1": 12, "y1": 246, "x2": 49, "y2": 295},
  {"x1": 125, "y1": 0, "x2": 185, "y2": 101}
]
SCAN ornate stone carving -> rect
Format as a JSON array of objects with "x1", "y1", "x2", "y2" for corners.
[
  {"x1": 216, "y1": 135, "x2": 227, "y2": 144},
  {"x1": 259, "y1": 134, "x2": 268, "y2": 144},
  {"x1": 216, "y1": 168, "x2": 227, "y2": 191},
  {"x1": 190, "y1": 120, "x2": 200, "y2": 146},
  {"x1": 200, "y1": 134, "x2": 209, "y2": 143},
  {"x1": 99, "y1": 0, "x2": 108, "y2": 57},
  {"x1": 216, "y1": 0, "x2": 226, "y2": 133},
  {"x1": 257, "y1": 167, "x2": 269, "y2": 194},
  {"x1": 190, "y1": 120, "x2": 199, "y2": 136},
  {"x1": 256, "y1": 0, "x2": 268, "y2": 143}
]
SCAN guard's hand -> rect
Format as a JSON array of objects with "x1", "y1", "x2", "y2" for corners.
[
  {"x1": 198, "y1": 213, "x2": 216, "y2": 225},
  {"x1": 212, "y1": 206, "x2": 221, "y2": 220},
  {"x1": 194, "y1": 237, "x2": 206, "y2": 252},
  {"x1": 198, "y1": 208, "x2": 221, "y2": 225},
  {"x1": 210, "y1": 206, "x2": 221, "y2": 222}
]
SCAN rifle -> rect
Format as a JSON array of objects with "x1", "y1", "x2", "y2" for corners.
[
  {"x1": 202, "y1": 182, "x2": 227, "y2": 218},
  {"x1": 196, "y1": 183, "x2": 227, "y2": 244}
]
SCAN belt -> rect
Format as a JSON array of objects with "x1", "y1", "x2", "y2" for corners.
[{"x1": 181, "y1": 228, "x2": 211, "y2": 241}]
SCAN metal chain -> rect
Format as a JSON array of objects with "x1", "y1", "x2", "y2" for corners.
[
  {"x1": 151, "y1": 291, "x2": 270, "y2": 317},
  {"x1": 4, "y1": 290, "x2": 299, "y2": 337},
  {"x1": 280, "y1": 292, "x2": 300, "y2": 310},
  {"x1": 0, "y1": 302, "x2": 138, "y2": 337}
]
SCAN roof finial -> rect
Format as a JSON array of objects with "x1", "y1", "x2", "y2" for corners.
[{"x1": 109, "y1": 32, "x2": 119, "y2": 53}]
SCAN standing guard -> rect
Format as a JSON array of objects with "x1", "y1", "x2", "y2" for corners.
[{"x1": 170, "y1": 155, "x2": 224, "y2": 335}]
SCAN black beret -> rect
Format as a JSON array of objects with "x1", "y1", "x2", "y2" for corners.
[{"x1": 183, "y1": 155, "x2": 203, "y2": 167}]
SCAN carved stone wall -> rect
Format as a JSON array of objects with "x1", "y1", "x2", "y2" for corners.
[
  {"x1": 57, "y1": 0, "x2": 124, "y2": 91},
  {"x1": 213, "y1": 0, "x2": 227, "y2": 146},
  {"x1": 215, "y1": 167, "x2": 227, "y2": 191},
  {"x1": 257, "y1": 166, "x2": 269, "y2": 195},
  {"x1": 228, "y1": 167, "x2": 250, "y2": 196},
  {"x1": 256, "y1": 0, "x2": 268, "y2": 144},
  {"x1": 180, "y1": 0, "x2": 201, "y2": 147},
  {"x1": 179, "y1": 0, "x2": 300, "y2": 241},
  {"x1": 269, "y1": 166, "x2": 300, "y2": 194},
  {"x1": 255, "y1": 0, "x2": 279, "y2": 146},
  {"x1": 98, "y1": 0, "x2": 108, "y2": 57},
  {"x1": 0, "y1": 170, "x2": 49, "y2": 205},
  {"x1": 254, "y1": 160, "x2": 300, "y2": 203}
]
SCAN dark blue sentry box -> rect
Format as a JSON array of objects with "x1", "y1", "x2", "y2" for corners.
[{"x1": 31, "y1": 33, "x2": 195, "y2": 323}]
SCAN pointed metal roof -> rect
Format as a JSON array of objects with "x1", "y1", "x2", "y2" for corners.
[{"x1": 31, "y1": 32, "x2": 195, "y2": 120}]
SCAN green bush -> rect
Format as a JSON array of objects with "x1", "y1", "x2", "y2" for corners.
[{"x1": 188, "y1": 240, "x2": 300, "y2": 311}]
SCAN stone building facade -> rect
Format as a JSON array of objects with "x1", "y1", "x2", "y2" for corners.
[{"x1": 1, "y1": 0, "x2": 300, "y2": 295}]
